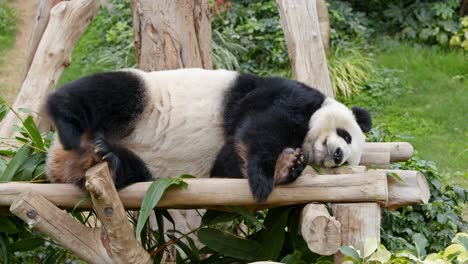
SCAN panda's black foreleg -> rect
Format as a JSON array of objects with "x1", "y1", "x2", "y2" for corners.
[
  {"x1": 233, "y1": 108, "x2": 304, "y2": 202},
  {"x1": 94, "y1": 136, "x2": 152, "y2": 189},
  {"x1": 210, "y1": 139, "x2": 243, "y2": 178}
]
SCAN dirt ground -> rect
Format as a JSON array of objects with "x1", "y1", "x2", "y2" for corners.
[{"x1": 0, "y1": 0, "x2": 38, "y2": 103}]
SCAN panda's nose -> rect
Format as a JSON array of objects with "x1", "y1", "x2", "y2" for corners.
[{"x1": 333, "y1": 148, "x2": 343, "y2": 165}]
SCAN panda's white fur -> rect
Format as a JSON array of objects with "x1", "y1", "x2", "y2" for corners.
[
  {"x1": 45, "y1": 68, "x2": 371, "y2": 201},
  {"x1": 120, "y1": 68, "x2": 238, "y2": 178}
]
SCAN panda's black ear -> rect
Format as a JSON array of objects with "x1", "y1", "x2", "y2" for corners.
[{"x1": 352, "y1": 106, "x2": 372, "y2": 133}]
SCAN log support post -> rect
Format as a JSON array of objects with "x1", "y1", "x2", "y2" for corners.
[
  {"x1": 332, "y1": 203, "x2": 382, "y2": 263},
  {"x1": 10, "y1": 163, "x2": 152, "y2": 264}
]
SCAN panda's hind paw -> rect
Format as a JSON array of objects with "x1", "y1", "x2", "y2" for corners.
[
  {"x1": 93, "y1": 137, "x2": 113, "y2": 161},
  {"x1": 274, "y1": 147, "x2": 307, "y2": 185}
]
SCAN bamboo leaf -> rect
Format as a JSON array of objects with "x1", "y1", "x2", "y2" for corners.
[
  {"x1": 198, "y1": 228, "x2": 261, "y2": 261},
  {"x1": 22, "y1": 116, "x2": 45, "y2": 150},
  {"x1": 1, "y1": 145, "x2": 32, "y2": 181},
  {"x1": 136, "y1": 177, "x2": 187, "y2": 238},
  {"x1": 10, "y1": 238, "x2": 44, "y2": 252}
]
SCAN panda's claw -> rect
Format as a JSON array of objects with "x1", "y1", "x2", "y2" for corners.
[{"x1": 274, "y1": 147, "x2": 307, "y2": 185}]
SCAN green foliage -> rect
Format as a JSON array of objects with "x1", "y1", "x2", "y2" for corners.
[
  {"x1": 59, "y1": 0, "x2": 136, "y2": 85},
  {"x1": 328, "y1": 44, "x2": 376, "y2": 97},
  {"x1": 379, "y1": 0, "x2": 461, "y2": 47},
  {"x1": 327, "y1": 0, "x2": 373, "y2": 45},
  {"x1": 382, "y1": 157, "x2": 467, "y2": 253},
  {"x1": 211, "y1": 0, "x2": 291, "y2": 76},
  {"x1": 340, "y1": 232, "x2": 468, "y2": 264},
  {"x1": 449, "y1": 17, "x2": 468, "y2": 50}
]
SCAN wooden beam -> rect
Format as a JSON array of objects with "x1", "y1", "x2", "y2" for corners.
[
  {"x1": 363, "y1": 142, "x2": 414, "y2": 162},
  {"x1": 332, "y1": 203, "x2": 381, "y2": 263},
  {"x1": 378, "y1": 169, "x2": 430, "y2": 210},
  {"x1": 0, "y1": 170, "x2": 388, "y2": 210}
]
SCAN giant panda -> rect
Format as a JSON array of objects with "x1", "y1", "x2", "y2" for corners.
[{"x1": 45, "y1": 68, "x2": 372, "y2": 202}]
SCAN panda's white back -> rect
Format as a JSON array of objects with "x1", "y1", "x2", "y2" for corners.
[{"x1": 121, "y1": 68, "x2": 239, "y2": 179}]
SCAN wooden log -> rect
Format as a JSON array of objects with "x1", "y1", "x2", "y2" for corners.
[
  {"x1": 85, "y1": 163, "x2": 152, "y2": 264},
  {"x1": 130, "y1": 0, "x2": 212, "y2": 71},
  {"x1": 300, "y1": 203, "x2": 341, "y2": 255},
  {"x1": 360, "y1": 151, "x2": 391, "y2": 167},
  {"x1": 277, "y1": 0, "x2": 334, "y2": 97},
  {"x1": 363, "y1": 142, "x2": 414, "y2": 162},
  {"x1": 0, "y1": 170, "x2": 388, "y2": 210},
  {"x1": 22, "y1": 0, "x2": 62, "y2": 82},
  {"x1": 0, "y1": 0, "x2": 100, "y2": 137},
  {"x1": 10, "y1": 191, "x2": 114, "y2": 264},
  {"x1": 316, "y1": 0, "x2": 330, "y2": 56},
  {"x1": 332, "y1": 203, "x2": 381, "y2": 263},
  {"x1": 377, "y1": 169, "x2": 430, "y2": 209}
]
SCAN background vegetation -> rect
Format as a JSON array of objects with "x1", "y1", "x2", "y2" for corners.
[{"x1": 0, "y1": 0, "x2": 466, "y2": 263}]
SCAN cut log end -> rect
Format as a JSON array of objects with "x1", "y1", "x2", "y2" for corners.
[{"x1": 301, "y1": 203, "x2": 341, "y2": 255}]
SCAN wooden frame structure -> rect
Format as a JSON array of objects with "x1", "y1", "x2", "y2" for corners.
[{"x1": 0, "y1": 0, "x2": 431, "y2": 263}]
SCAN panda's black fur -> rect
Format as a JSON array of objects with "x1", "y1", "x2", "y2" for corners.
[{"x1": 45, "y1": 69, "x2": 371, "y2": 201}]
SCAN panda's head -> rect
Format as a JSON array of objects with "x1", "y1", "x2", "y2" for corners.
[{"x1": 303, "y1": 98, "x2": 372, "y2": 168}]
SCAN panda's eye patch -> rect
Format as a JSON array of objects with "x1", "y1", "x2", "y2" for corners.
[{"x1": 337, "y1": 128, "x2": 352, "y2": 144}]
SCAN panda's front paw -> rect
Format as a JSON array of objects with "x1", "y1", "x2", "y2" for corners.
[
  {"x1": 93, "y1": 137, "x2": 114, "y2": 162},
  {"x1": 274, "y1": 147, "x2": 308, "y2": 185}
]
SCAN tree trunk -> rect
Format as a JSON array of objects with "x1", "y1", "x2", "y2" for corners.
[
  {"x1": 131, "y1": 0, "x2": 212, "y2": 71},
  {"x1": 22, "y1": 0, "x2": 63, "y2": 82},
  {"x1": 0, "y1": 0, "x2": 100, "y2": 138},
  {"x1": 130, "y1": 0, "x2": 212, "y2": 258},
  {"x1": 316, "y1": 0, "x2": 330, "y2": 56}
]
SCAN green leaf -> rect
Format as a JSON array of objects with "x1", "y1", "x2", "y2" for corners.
[
  {"x1": 0, "y1": 217, "x2": 20, "y2": 234},
  {"x1": 368, "y1": 245, "x2": 391, "y2": 263},
  {"x1": 443, "y1": 244, "x2": 464, "y2": 259},
  {"x1": 387, "y1": 172, "x2": 406, "y2": 183},
  {"x1": 230, "y1": 206, "x2": 263, "y2": 229},
  {"x1": 13, "y1": 152, "x2": 46, "y2": 181},
  {"x1": 412, "y1": 233, "x2": 428, "y2": 258},
  {"x1": 339, "y1": 246, "x2": 361, "y2": 261},
  {"x1": 198, "y1": 228, "x2": 261, "y2": 261},
  {"x1": 453, "y1": 233, "x2": 468, "y2": 250},
  {"x1": 10, "y1": 237, "x2": 44, "y2": 252},
  {"x1": 1, "y1": 145, "x2": 32, "y2": 181},
  {"x1": 167, "y1": 233, "x2": 200, "y2": 262},
  {"x1": 22, "y1": 116, "x2": 45, "y2": 150},
  {"x1": 363, "y1": 237, "x2": 378, "y2": 258},
  {"x1": 136, "y1": 177, "x2": 187, "y2": 238},
  {"x1": 202, "y1": 210, "x2": 239, "y2": 226},
  {"x1": 256, "y1": 207, "x2": 291, "y2": 260}
]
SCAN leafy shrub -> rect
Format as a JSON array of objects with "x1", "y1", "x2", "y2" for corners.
[
  {"x1": 328, "y1": 44, "x2": 376, "y2": 97},
  {"x1": 211, "y1": 0, "x2": 291, "y2": 76},
  {"x1": 327, "y1": 0, "x2": 373, "y2": 45},
  {"x1": 449, "y1": 16, "x2": 468, "y2": 50},
  {"x1": 341, "y1": 232, "x2": 468, "y2": 263},
  {"x1": 382, "y1": 157, "x2": 467, "y2": 253}
]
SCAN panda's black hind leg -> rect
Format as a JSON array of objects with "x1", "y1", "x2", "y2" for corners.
[{"x1": 93, "y1": 136, "x2": 152, "y2": 189}]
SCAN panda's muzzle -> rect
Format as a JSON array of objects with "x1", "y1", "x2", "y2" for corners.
[{"x1": 333, "y1": 147, "x2": 343, "y2": 165}]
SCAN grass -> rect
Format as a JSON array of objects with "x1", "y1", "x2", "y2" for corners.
[
  {"x1": 346, "y1": 41, "x2": 467, "y2": 187},
  {"x1": 0, "y1": 0, "x2": 16, "y2": 63}
]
